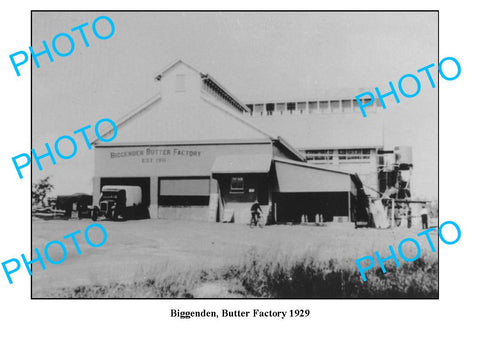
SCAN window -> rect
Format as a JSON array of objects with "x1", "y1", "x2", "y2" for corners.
[
  {"x1": 308, "y1": 101, "x2": 318, "y2": 113},
  {"x1": 330, "y1": 100, "x2": 340, "y2": 113},
  {"x1": 276, "y1": 103, "x2": 285, "y2": 114},
  {"x1": 266, "y1": 103, "x2": 275, "y2": 115},
  {"x1": 305, "y1": 150, "x2": 334, "y2": 163},
  {"x1": 341, "y1": 99, "x2": 352, "y2": 112},
  {"x1": 254, "y1": 104, "x2": 264, "y2": 116},
  {"x1": 297, "y1": 102, "x2": 306, "y2": 114},
  {"x1": 287, "y1": 102, "x2": 296, "y2": 113},
  {"x1": 338, "y1": 149, "x2": 371, "y2": 161},
  {"x1": 175, "y1": 74, "x2": 186, "y2": 92},
  {"x1": 319, "y1": 101, "x2": 329, "y2": 113},
  {"x1": 353, "y1": 99, "x2": 360, "y2": 110},
  {"x1": 246, "y1": 104, "x2": 253, "y2": 113},
  {"x1": 230, "y1": 177, "x2": 244, "y2": 193}
]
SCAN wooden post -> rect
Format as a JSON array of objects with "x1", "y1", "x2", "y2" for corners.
[
  {"x1": 348, "y1": 193, "x2": 351, "y2": 222},
  {"x1": 149, "y1": 176, "x2": 158, "y2": 219},
  {"x1": 274, "y1": 202, "x2": 277, "y2": 224},
  {"x1": 391, "y1": 198, "x2": 395, "y2": 228}
]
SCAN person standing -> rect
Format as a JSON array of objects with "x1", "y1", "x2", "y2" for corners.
[
  {"x1": 421, "y1": 204, "x2": 429, "y2": 229},
  {"x1": 407, "y1": 206, "x2": 412, "y2": 229},
  {"x1": 250, "y1": 200, "x2": 263, "y2": 226}
]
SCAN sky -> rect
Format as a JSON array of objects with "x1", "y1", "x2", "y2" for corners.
[{"x1": 32, "y1": 11, "x2": 438, "y2": 199}]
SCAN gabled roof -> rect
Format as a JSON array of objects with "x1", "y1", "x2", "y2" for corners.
[
  {"x1": 91, "y1": 91, "x2": 308, "y2": 157},
  {"x1": 91, "y1": 93, "x2": 162, "y2": 145},
  {"x1": 153, "y1": 58, "x2": 201, "y2": 81},
  {"x1": 199, "y1": 95, "x2": 274, "y2": 140},
  {"x1": 91, "y1": 59, "x2": 310, "y2": 165},
  {"x1": 201, "y1": 73, "x2": 250, "y2": 112},
  {"x1": 154, "y1": 59, "x2": 249, "y2": 112}
]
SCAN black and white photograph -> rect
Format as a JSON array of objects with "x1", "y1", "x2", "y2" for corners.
[
  {"x1": 29, "y1": 11, "x2": 439, "y2": 299},
  {"x1": 6, "y1": 1, "x2": 480, "y2": 338}
]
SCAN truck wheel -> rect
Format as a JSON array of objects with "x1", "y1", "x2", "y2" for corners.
[
  {"x1": 92, "y1": 207, "x2": 99, "y2": 221},
  {"x1": 112, "y1": 208, "x2": 119, "y2": 221}
]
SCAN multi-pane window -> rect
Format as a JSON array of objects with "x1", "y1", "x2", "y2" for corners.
[
  {"x1": 308, "y1": 101, "x2": 318, "y2": 113},
  {"x1": 305, "y1": 150, "x2": 334, "y2": 162},
  {"x1": 338, "y1": 149, "x2": 371, "y2": 161},
  {"x1": 330, "y1": 100, "x2": 340, "y2": 113},
  {"x1": 305, "y1": 149, "x2": 372, "y2": 164},
  {"x1": 353, "y1": 99, "x2": 360, "y2": 110},
  {"x1": 276, "y1": 103, "x2": 285, "y2": 114},
  {"x1": 341, "y1": 99, "x2": 352, "y2": 112},
  {"x1": 319, "y1": 101, "x2": 329, "y2": 113},
  {"x1": 266, "y1": 103, "x2": 275, "y2": 116},
  {"x1": 230, "y1": 176, "x2": 244, "y2": 193},
  {"x1": 362, "y1": 98, "x2": 371, "y2": 105},
  {"x1": 287, "y1": 102, "x2": 296, "y2": 113},
  {"x1": 254, "y1": 104, "x2": 264, "y2": 116},
  {"x1": 297, "y1": 102, "x2": 306, "y2": 114}
]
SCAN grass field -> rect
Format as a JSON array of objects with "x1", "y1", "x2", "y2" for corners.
[{"x1": 31, "y1": 218, "x2": 438, "y2": 298}]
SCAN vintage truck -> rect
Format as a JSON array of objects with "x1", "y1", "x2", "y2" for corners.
[{"x1": 91, "y1": 185, "x2": 142, "y2": 221}]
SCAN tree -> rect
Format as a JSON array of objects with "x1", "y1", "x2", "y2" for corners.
[{"x1": 32, "y1": 176, "x2": 54, "y2": 208}]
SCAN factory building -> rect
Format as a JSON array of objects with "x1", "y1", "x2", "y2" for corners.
[
  {"x1": 92, "y1": 60, "x2": 368, "y2": 224},
  {"x1": 240, "y1": 96, "x2": 417, "y2": 229},
  {"x1": 242, "y1": 96, "x2": 385, "y2": 193}
]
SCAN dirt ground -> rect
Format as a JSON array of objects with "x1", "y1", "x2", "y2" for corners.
[{"x1": 31, "y1": 218, "x2": 439, "y2": 297}]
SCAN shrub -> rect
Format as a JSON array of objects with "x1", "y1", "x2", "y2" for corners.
[{"x1": 51, "y1": 254, "x2": 438, "y2": 298}]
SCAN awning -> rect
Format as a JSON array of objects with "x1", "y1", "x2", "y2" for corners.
[
  {"x1": 274, "y1": 158, "x2": 356, "y2": 194},
  {"x1": 211, "y1": 154, "x2": 272, "y2": 174}
]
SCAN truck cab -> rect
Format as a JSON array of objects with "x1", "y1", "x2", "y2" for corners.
[{"x1": 92, "y1": 185, "x2": 142, "y2": 221}]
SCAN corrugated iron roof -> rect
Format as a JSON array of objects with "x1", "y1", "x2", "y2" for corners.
[{"x1": 274, "y1": 158, "x2": 355, "y2": 193}]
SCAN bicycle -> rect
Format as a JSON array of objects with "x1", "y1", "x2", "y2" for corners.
[{"x1": 249, "y1": 213, "x2": 264, "y2": 228}]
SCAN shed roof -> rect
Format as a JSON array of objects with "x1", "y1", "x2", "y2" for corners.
[{"x1": 274, "y1": 158, "x2": 355, "y2": 194}]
